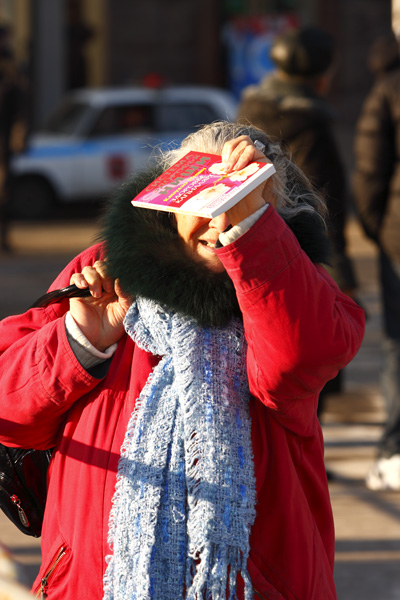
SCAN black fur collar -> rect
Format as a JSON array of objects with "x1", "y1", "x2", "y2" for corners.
[{"x1": 99, "y1": 170, "x2": 330, "y2": 327}]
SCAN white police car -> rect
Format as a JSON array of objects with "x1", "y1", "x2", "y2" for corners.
[{"x1": 10, "y1": 86, "x2": 238, "y2": 217}]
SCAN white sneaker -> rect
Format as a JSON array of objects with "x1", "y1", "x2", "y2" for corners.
[{"x1": 365, "y1": 454, "x2": 400, "y2": 491}]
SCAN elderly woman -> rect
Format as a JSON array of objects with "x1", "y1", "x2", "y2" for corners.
[{"x1": 0, "y1": 121, "x2": 364, "y2": 600}]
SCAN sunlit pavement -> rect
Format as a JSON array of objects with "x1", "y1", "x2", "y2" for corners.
[{"x1": 0, "y1": 215, "x2": 399, "y2": 598}]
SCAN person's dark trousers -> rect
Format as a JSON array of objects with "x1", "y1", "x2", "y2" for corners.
[
  {"x1": 0, "y1": 203, "x2": 10, "y2": 251},
  {"x1": 317, "y1": 370, "x2": 343, "y2": 419},
  {"x1": 0, "y1": 171, "x2": 12, "y2": 252},
  {"x1": 378, "y1": 249, "x2": 400, "y2": 458}
]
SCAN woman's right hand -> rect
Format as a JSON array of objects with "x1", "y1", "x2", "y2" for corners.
[
  {"x1": 221, "y1": 135, "x2": 275, "y2": 226},
  {"x1": 69, "y1": 261, "x2": 132, "y2": 351}
]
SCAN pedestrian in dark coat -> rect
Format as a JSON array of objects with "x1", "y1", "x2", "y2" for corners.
[
  {"x1": 353, "y1": 36, "x2": 400, "y2": 490},
  {"x1": 0, "y1": 38, "x2": 27, "y2": 252},
  {"x1": 238, "y1": 25, "x2": 358, "y2": 409}
]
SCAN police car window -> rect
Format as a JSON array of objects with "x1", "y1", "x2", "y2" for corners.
[
  {"x1": 89, "y1": 104, "x2": 155, "y2": 137},
  {"x1": 42, "y1": 101, "x2": 89, "y2": 135},
  {"x1": 157, "y1": 104, "x2": 218, "y2": 131}
]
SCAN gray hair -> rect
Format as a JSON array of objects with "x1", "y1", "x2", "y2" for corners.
[{"x1": 160, "y1": 120, "x2": 328, "y2": 225}]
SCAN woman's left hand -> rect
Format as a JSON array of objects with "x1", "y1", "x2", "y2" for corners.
[
  {"x1": 220, "y1": 136, "x2": 275, "y2": 226},
  {"x1": 69, "y1": 260, "x2": 132, "y2": 351}
]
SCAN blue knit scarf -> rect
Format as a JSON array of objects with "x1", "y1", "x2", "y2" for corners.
[{"x1": 103, "y1": 297, "x2": 256, "y2": 600}]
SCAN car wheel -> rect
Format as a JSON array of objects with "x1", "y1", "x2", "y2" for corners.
[{"x1": 10, "y1": 177, "x2": 56, "y2": 219}]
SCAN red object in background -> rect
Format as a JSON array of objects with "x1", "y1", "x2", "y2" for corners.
[
  {"x1": 106, "y1": 155, "x2": 128, "y2": 180},
  {"x1": 142, "y1": 72, "x2": 165, "y2": 89}
]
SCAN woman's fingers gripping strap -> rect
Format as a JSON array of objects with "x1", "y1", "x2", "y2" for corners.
[{"x1": 70, "y1": 263, "x2": 108, "y2": 299}]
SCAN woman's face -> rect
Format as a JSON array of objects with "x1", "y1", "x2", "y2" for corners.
[{"x1": 175, "y1": 212, "x2": 230, "y2": 273}]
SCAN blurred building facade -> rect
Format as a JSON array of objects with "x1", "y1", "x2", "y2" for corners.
[{"x1": 0, "y1": 0, "x2": 393, "y2": 131}]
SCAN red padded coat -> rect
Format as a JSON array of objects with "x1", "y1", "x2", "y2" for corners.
[{"x1": 0, "y1": 207, "x2": 365, "y2": 599}]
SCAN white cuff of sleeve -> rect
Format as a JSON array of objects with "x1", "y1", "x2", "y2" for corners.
[
  {"x1": 218, "y1": 204, "x2": 269, "y2": 246},
  {"x1": 65, "y1": 312, "x2": 118, "y2": 369}
]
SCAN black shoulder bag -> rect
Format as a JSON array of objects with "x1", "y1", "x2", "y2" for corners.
[{"x1": 0, "y1": 284, "x2": 91, "y2": 537}]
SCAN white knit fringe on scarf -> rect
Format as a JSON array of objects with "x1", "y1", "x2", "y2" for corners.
[{"x1": 103, "y1": 297, "x2": 256, "y2": 600}]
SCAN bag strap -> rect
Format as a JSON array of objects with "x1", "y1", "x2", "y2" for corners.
[{"x1": 30, "y1": 284, "x2": 91, "y2": 308}]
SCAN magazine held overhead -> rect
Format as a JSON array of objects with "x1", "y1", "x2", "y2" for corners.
[{"x1": 131, "y1": 151, "x2": 276, "y2": 218}]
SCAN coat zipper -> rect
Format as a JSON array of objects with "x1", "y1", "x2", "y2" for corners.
[
  {"x1": 254, "y1": 587, "x2": 267, "y2": 600},
  {"x1": 35, "y1": 546, "x2": 67, "y2": 599}
]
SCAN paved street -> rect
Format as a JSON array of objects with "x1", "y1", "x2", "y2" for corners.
[{"x1": 0, "y1": 214, "x2": 399, "y2": 598}]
